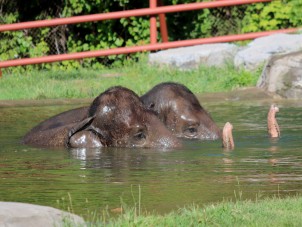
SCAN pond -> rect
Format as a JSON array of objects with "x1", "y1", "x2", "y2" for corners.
[{"x1": 0, "y1": 97, "x2": 302, "y2": 218}]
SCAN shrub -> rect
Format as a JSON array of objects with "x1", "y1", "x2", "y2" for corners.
[{"x1": 0, "y1": 0, "x2": 301, "y2": 73}]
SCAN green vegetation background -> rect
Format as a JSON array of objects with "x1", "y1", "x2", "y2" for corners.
[
  {"x1": 0, "y1": 1, "x2": 301, "y2": 100},
  {"x1": 0, "y1": 57, "x2": 259, "y2": 100},
  {"x1": 1, "y1": 0, "x2": 301, "y2": 73}
]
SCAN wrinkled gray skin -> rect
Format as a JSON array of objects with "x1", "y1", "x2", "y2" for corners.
[
  {"x1": 23, "y1": 86, "x2": 182, "y2": 148},
  {"x1": 141, "y1": 82, "x2": 221, "y2": 140}
]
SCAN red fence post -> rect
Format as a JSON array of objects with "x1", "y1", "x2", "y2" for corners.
[
  {"x1": 158, "y1": 0, "x2": 169, "y2": 42},
  {"x1": 150, "y1": 0, "x2": 157, "y2": 44}
]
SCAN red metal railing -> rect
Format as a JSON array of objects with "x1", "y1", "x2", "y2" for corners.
[{"x1": 0, "y1": 0, "x2": 299, "y2": 69}]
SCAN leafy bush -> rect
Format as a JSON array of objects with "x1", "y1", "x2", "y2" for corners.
[
  {"x1": 289, "y1": 0, "x2": 302, "y2": 27},
  {"x1": 242, "y1": 1, "x2": 292, "y2": 32},
  {"x1": 0, "y1": 0, "x2": 301, "y2": 73}
]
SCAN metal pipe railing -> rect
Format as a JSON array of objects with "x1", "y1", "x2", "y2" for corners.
[
  {"x1": 0, "y1": 0, "x2": 271, "y2": 32},
  {"x1": 158, "y1": 0, "x2": 169, "y2": 42},
  {"x1": 1, "y1": 0, "x2": 298, "y2": 70},
  {"x1": 150, "y1": 0, "x2": 158, "y2": 44},
  {"x1": 0, "y1": 28, "x2": 298, "y2": 68}
]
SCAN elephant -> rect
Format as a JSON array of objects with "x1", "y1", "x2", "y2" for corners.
[
  {"x1": 24, "y1": 82, "x2": 221, "y2": 143},
  {"x1": 22, "y1": 86, "x2": 182, "y2": 148},
  {"x1": 140, "y1": 82, "x2": 221, "y2": 140}
]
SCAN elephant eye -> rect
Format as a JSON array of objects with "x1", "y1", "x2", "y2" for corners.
[
  {"x1": 134, "y1": 130, "x2": 146, "y2": 140},
  {"x1": 184, "y1": 125, "x2": 198, "y2": 138},
  {"x1": 149, "y1": 103, "x2": 155, "y2": 109},
  {"x1": 187, "y1": 127, "x2": 197, "y2": 133}
]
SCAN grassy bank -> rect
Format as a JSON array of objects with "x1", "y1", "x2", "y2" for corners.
[
  {"x1": 0, "y1": 57, "x2": 259, "y2": 100},
  {"x1": 88, "y1": 196, "x2": 302, "y2": 226}
]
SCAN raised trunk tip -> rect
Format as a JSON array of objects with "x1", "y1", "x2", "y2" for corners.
[
  {"x1": 222, "y1": 122, "x2": 234, "y2": 150},
  {"x1": 267, "y1": 104, "x2": 280, "y2": 138}
]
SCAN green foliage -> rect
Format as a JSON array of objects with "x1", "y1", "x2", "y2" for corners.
[
  {"x1": 0, "y1": 10, "x2": 50, "y2": 73},
  {"x1": 185, "y1": 6, "x2": 247, "y2": 39},
  {"x1": 242, "y1": 1, "x2": 292, "y2": 32},
  {"x1": 62, "y1": 1, "x2": 150, "y2": 66},
  {"x1": 1, "y1": 0, "x2": 301, "y2": 72},
  {"x1": 289, "y1": 0, "x2": 302, "y2": 27}
]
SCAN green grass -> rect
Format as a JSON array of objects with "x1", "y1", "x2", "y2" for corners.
[
  {"x1": 0, "y1": 56, "x2": 259, "y2": 100},
  {"x1": 87, "y1": 195, "x2": 302, "y2": 226}
]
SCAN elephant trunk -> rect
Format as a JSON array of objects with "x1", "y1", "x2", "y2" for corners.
[
  {"x1": 267, "y1": 104, "x2": 280, "y2": 138},
  {"x1": 222, "y1": 122, "x2": 234, "y2": 150}
]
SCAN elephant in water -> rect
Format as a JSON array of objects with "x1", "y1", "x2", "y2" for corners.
[
  {"x1": 23, "y1": 86, "x2": 182, "y2": 148},
  {"x1": 140, "y1": 82, "x2": 221, "y2": 140}
]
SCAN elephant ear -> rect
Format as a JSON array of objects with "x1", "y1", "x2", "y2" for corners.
[
  {"x1": 68, "y1": 116, "x2": 95, "y2": 139},
  {"x1": 67, "y1": 115, "x2": 108, "y2": 147}
]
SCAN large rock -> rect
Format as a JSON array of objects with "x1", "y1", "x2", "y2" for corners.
[
  {"x1": 149, "y1": 43, "x2": 239, "y2": 70},
  {"x1": 0, "y1": 202, "x2": 86, "y2": 227},
  {"x1": 257, "y1": 51, "x2": 302, "y2": 99},
  {"x1": 234, "y1": 33, "x2": 302, "y2": 71}
]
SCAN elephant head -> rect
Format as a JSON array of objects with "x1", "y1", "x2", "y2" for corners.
[
  {"x1": 141, "y1": 82, "x2": 221, "y2": 140},
  {"x1": 68, "y1": 86, "x2": 182, "y2": 148}
]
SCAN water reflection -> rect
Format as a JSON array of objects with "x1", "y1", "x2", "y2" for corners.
[
  {"x1": 70, "y1": 148, "x2": 102, "y2": 162},
  {"x1": 0, "y1": 101, "x2": 302, "y2": 215}
]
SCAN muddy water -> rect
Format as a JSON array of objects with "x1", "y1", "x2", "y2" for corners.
[{"x1": 0, "y1": 95, "x2": 302, "y2": 217}]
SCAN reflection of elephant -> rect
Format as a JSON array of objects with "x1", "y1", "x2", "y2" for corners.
[
  {"x1": 141, "y1": 82, "x2": 221, "y2": 140},
  {"x1": 23, "y1": 86, "x2": 181, "y2": 148}
]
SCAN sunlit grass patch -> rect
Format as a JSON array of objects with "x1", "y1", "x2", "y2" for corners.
[
  {"x1": 90, "y1": 195, "x2": 302, "y2": 227},
  {"x1": 0, "y1": 56, "x2": 259, "y2": 100}
]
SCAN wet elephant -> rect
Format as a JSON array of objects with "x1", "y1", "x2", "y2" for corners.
[
  {"x1": 23, "y1": 86, "x2": 182, "y2": 148},
  {"x1": 25, "y1": 106, "x2": 89, "y2": 133},
  {"x1": 141, "y1": 82, "x2": 221, "y2": 140}
]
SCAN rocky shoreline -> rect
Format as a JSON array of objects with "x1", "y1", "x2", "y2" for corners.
[
  {"x1": 0, "y1": 202, "x2": 85, "y2": 227},
  {"x1": 149, "y1": 33, "x2": 302, "y2": 99}
]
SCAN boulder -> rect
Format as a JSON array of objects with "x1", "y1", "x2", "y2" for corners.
[
  {"x1": 148, "y1": 43, "x2": 239, "y2": 70},
  {"x1": 0, "y1": 202, "x2": 86, "y2": 227},
  {"x1": 234, "y1": 33, "x2": 302, "y2": 71},
  {"x1": 257, "y1": 51, "x2": 302, "y2": 99}
]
